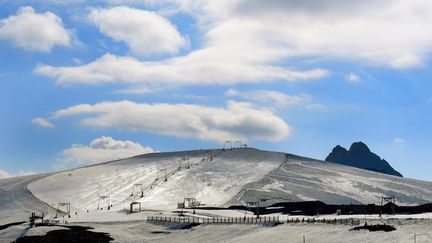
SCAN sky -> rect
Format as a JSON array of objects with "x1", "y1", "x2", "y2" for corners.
[{"x1": 0, "y1": 0, "x2": 432, "y2": 180}]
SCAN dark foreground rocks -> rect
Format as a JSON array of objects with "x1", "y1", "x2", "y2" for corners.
[
  {"x1": 350, "y1": 224, "x2": 396, "y2": 232},
  {"x1": 14, "y1": 225, "x2": 113, "y2": 243}
]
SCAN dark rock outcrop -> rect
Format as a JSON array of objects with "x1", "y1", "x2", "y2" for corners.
[{"x1": 325, "y1": 142, "x2": 402, "y2": 177}]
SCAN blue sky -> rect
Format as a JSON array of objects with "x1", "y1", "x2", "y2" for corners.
[{"x1": 1, "y1": 0, "x2": 432, "y2": 180}]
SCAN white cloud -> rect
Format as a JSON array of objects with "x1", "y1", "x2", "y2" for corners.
[
  {"x1": 393, "y1": 137, "x2": 406, "y2": 145},
  {"x1": 215, "y1": 0, "x2": 432, "y2": 69},
  {"x1": 305, "y1": 103, "x2": 326, "y2": 111},
  {"x1": 0, "y1": 6, "x2": 72, "y2": 52},
  {"x1": 89, "y1": 6, "x2": 187, "y2": 56},
  {"x1": 168, "y1": 0, "x2": 432, "y2": 69},
  {"x1": 72, "y1": 58, "x2": 82, "y2": 65},
  {"x1": 345, "y1": 73, "x2": 360, "y2": 83},
  {"x1": 17, "y1": 170, "x2": 36, "y2": 176},
  {"x1": 0, "y1": 169, "x2": 36, "y2": 179},
  {"x1": 50, "y1": 100, "x2": 290, "y2": 143},
  {"x1": 226, "y1": 89, "x2": 310, "y2": 107},
  {"x1": 0, "y1": 169, "x2": 11, "y2": 179},
  {"x1": 35, "y1": 53, "x2": 328, "y2": 86},
  {"x1": 32, "y1": 117, "x2": 55, "y2": 128},
  {"x1": 225, "y1": 89, "x2": 238, "y2": 97},
  {"x1": 35, "y1": 3, "x2": 330, "y2": 87},
  {"x1": 36, "y1": 1, "x2": 432, "y2": 88},
  {"x1": 115, "y1": 85, "x2": 154, "y2": 95},
  {"x1": 62, "y1": 136, "x2": 154, "y2": 165}
]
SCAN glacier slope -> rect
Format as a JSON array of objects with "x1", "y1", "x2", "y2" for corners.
[
  {"x1": 28, "y1": 148, "x2": 285, "y2": 212},
  {"x1": 27, "y1": 148, "x2": 432, "y2": 216}
]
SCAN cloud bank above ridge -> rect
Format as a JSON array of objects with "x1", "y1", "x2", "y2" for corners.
[{"x1": 48, "y1": 100, "x2": 291, "y2": 143}]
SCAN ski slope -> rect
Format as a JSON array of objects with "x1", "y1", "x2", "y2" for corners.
[
  {"x1": 27, "y1": 148, "x2": 432, "y2": 216},
  {"x1": 230, "y1": 154, "x2": 432, "y2": 206},
  {"x1": 28, "y1": 148, "x2": 285, "y2": 212}
]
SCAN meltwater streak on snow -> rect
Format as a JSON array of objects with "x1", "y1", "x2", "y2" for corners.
[
  {"x1": 231, "y1": 154, "x2": 432, "y2": 206},
  {"x1": 28, "y1": 148, "x2": 285, "y2": 213}
]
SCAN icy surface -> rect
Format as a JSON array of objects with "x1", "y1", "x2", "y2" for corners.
[
  {"x1": 4, "y1": 148, "x2": 432, "y2": 242},
  {"x1": 231, "y1": 154, "x2": 432, "y2": 206},
  {"x1": 0, "y1": 174, "x2": 57, "y2": 225},
  {"x1": 28, "y1": 148, "x2": 285, "y2": 213},
  {"x1": 21, "y1": 148, "x2": 432, "y2": 219}
]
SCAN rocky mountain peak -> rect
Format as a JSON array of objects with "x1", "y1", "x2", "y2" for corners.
[{"x1": 325, "y1": 142, "x2": 402, "y2": 177}]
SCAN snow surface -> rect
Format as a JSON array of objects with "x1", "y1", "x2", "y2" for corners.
[
  {"x1": 0, "y1": 174, "x2": 57, "y2": 225},
  {"x1": 10, "y1": 219, "x2": 432, "y2": 243},
  {"x1": 230, "y1": 154, "x2": 432, "y2": 206},
  {"x1": 23, "y1": 147, "x2": 432, "y2": 220},
  {"x1": 4, "y1": 148, "x2": 432, "y2": 242},
  {"x1": 28, "y1": 148, "x2": 285, "y2": 213}
]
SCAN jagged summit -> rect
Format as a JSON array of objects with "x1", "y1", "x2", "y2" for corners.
[{"x1": 325, "y1": 141, "x2": 402, "y2": 177}]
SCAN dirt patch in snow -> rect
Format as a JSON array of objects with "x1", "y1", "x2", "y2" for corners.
[
  {"x1": 14, "y1": 225, "x2": 114, "y2": 243},
  {"x1": 350, "y1": 224, "x2": 396, "y2": 232}
]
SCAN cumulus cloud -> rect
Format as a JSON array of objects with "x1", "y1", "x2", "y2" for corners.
[
  {"x1": 225, "y1": 89, "x2": 309, "y2": 107},
  {"x1": 225, "y1": 89, "x2": 327, "y2": 111},
  {"x1": 225, "y1": 89, "x2": 239, "y2": 97},
  {"x1": 0, "y1": 169, "x2": 11, "y2": 179},
  {"x1": 49, "y1": 100, "x2": 290, "y2": 142},
  {"x1": 345, "y1": 73, "x2": 360, "y2": 83},
  {"x1": 221, "y1": 0, "x2": 432, "y2": 69},
  {"x1": 35, "y1": 3, "x2": 330, "y2": 86},
  {"x1": 35, "y1": 1, "x2": 432, "y2": 88},
  {"x1": 0, "y1": 169, "x2": 36, "y2": 179},
  {"x1": 115, "y1": 85, "x2": 155, "y2": 95},
  {"x1": 17, "y1": 170, "x2": 37, "y2": 176},
  {"x1": 89, "y1": 6, "x2": 187, "y2": 56},
  {"x1": 305, "y1": 103, "x2": 326, "y2": 111},
  {"x1": 169, "y1": 0, "x2": 432, "y2": 69},
  {"x1": 32, "y1": 117, "x2": 55, "y2": 128},
  {"x1": 62, "y1": 136, "x2": 154, "y2": 165},
  {"x1": 393, "y1": 137, "x2": 406, "y2": 145},
  {"x1": 35, "y1": 53, "x2": 327, "y2": 86},
  {"x1": 0, "y1": 6, "x2": 72, "y2": 52}
]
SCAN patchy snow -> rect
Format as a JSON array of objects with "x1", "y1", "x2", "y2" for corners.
[
  {"x1": 4, "y1": 148, "x2": 432, "y2": 242},
  {"x1": 11, "y1": 219, "x2": 432, "y2": 243},
  {"x1": 231, "y1": 154, "x2": 432, "y2": 206},
  {"x1": 23, "y1": 148, "x2": 432, "y2": 225},
  {"x1": 28, "y1": 148, "x2": 285, "y2": 214}
]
